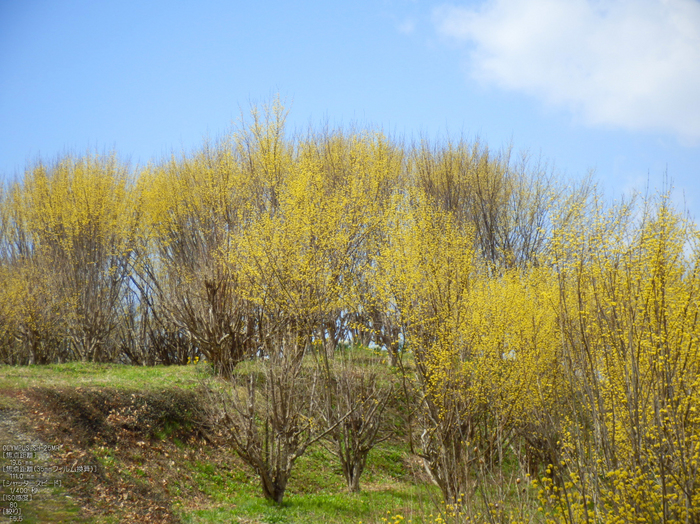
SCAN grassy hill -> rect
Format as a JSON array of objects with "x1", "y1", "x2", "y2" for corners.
[{"x1": 0, "y1": 362, "x2": 452, "y2": 524}]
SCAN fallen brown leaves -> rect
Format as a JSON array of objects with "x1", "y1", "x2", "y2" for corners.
[{"x1": 6, "y1": 387, "x2": 220, "y2": 524}]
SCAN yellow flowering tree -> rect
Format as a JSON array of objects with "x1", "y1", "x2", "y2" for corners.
[
  {"x1": 2, "y1": 154, "x2": 136, "y2": 362},
  {"x1": 540, "y1": 194, "x2": 700, "y2": 523},
  {"x1": 209, "y1": 122, "x2": 401, "y2": 503}
]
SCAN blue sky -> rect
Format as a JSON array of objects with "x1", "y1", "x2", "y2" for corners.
[{"x1": 2, "y1": 0, "x2": 699, "y2": 220}]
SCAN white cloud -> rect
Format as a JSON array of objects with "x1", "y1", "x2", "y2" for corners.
[{"x1": 434, "y1": 0, "x2": 700, "y2": 143}]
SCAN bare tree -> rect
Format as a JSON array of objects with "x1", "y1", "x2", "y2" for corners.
[
  {"x1": 318, "y1": 347, "x2": 394, "y2": 492},
  {"x1": 206, "y1": 331, "x2": 345, "y2": 503}
]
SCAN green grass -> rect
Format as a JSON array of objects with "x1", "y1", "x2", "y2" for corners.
[
  {"x1": 0, "y1": 361, "x2": 206, "y2": 390},
  {"x1": 171, "y1": 430, "x2": 438, "y2": 523},
  {"x1": 180, "y1": 488, "x2": 434, "y2": 524},
  {"x1": 177, "y1": 442, "x2": 436, "y2": 524}
]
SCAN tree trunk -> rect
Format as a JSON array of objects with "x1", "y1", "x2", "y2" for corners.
[
  {"x1": 260, "y1": 472, "x2": 288, "y2": 504},
  {"x1": 344, "y1": 455, "x2": 367, "y2": 493}
]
